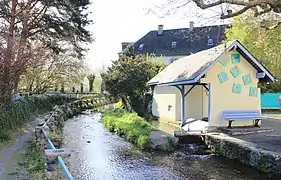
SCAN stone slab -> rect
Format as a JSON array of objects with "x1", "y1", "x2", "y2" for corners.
[
  {"x1": 218, "y1": 126, "x2": 274, "y2": 136},
  {"x1": 44, "y1": 148, "x2": 72, "y2": 157}
]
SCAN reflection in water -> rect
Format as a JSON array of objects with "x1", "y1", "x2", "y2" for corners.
[{"x1": 63, "y1": 112, "x2": 278, "y2": 180}]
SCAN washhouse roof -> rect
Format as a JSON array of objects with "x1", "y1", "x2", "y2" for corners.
[{"x1": 147, "y1": 40, "x2": 275, "y2": 86}]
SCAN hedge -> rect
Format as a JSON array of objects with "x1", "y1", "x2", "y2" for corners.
[{"x1": 0, "y1": 94, "x2": 76, "y2": 140}]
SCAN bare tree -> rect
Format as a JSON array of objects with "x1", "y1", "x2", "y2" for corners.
[{"x1": 152, "y1": 0, "x2": 281, "y2": 29}]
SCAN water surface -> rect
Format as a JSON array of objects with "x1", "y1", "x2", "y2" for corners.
[{"x1": 63, "y1": 112, "x2": 279, "y2": 180}]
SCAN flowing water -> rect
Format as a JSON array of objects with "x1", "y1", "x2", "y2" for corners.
[{"x1": 63, "y1": 112, "x2": 279, "y2": 180}]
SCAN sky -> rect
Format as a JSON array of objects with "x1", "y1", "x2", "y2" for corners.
[{"x1": 86, "y1": 0, "x2": 232, "y2": 73}]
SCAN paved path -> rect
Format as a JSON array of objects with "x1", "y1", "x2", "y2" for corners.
[
  {"x1": 0, "y1": 118, "x2": 39, "y2": 180},
  {"x1": 235, "y1": 117, "x2": 281, "y2": 153}
]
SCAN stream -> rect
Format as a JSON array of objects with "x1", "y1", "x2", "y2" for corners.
[{"x1": 63, "y1": 112, "x2": 278, "y2": 180}]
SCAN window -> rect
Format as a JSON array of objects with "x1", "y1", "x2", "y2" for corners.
[
  {"x1": 207, "y1": 38, "x2": 214, "y2": 46},
  {"x1": 171, "y1": 41, "x2": 177, "y2": 49},
  {"x1": 139, "y1": 44, "x2": 144, "y2": 50}
]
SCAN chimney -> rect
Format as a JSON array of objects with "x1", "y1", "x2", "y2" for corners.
[
  {"x1": 189, "y1": 21, "x2": 194, "y2": 30},
  {"x1": 158, "y1": 24, "x2": 164, "y2": 35}
]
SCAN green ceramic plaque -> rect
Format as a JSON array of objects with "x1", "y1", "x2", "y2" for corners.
[
  {"x1": 230, "y1": 65, "x2": 241, "y2": 78},
  {"x1": 249, "y1": 86, "x2": 258, "y2": 97},
  {"x1": 219, "y1": 54, "x2": 229, "y2": 66},
  {"x1": 217, "y1": 71, "x2": 229, "y2": 84},
  {"x1": 231, "y1": 53, "x2": 240, "y2": 64},
  {"x1": 232, "y1": 83, "x2": 242, "y2": 94},
  {"x1": 242, "y1": 74, "x2": 252, "y2": 85}
]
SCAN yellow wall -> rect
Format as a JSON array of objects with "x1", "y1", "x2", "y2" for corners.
[
  {"x1": 152, "y1": 85, "x2": 205, "y2": 122},
  {"x1": 152, "y1": 86, "x2": 178, "y2": 121},
  {"x1": 185, "y1": 86, "x2": 204, "y2": 120},
  {"x1": 203, "y1": 50, "x2": 261, "y2": 127}
]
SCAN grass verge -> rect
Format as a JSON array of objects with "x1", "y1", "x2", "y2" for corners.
[
  {"x1": 25, "y1": 140, "x2": 45, "y2": 180},
  {"x1": 101, "y1": 109, "x2": 155, "y2": 149}
]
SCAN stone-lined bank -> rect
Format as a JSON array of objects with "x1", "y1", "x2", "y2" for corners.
[
  {"x1": 34, "y1": 100, "x2": 88, "y2": 180},
  {"x1": 204, "y1": 133, "x2": 281, "y2": 175}
]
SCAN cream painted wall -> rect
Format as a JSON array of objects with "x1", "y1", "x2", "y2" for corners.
[
  {"x1": 153, "y1": 85, "x2": 205, "y2": 122},
  {"x1": 151, "y1": 86, "x2": 178, "y2": 121},
  {"x1": 185, "y1": 86, "x2": 203, "y2": 120},
  {"x1": 202, "y1": 50, "x2": 261, "y2": 127},
  {"x1": 203, "y1": 88, "x2": 208, "y2": 117}
]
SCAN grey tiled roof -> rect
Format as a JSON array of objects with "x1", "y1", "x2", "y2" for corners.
[
  {"x1": 134, "y1": 25, "x2": 230, "y2": 56},
  {"x1": 147, "y1": 40, "x2": 236, "y2": 85}
]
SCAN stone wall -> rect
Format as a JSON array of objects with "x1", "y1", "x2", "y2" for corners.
[
  {"x1": 204, "y1": 134, "x2": 281, "y2": 175},
  {"x1": 35, "y1": 100, "x2": 84, "y2": 180}
]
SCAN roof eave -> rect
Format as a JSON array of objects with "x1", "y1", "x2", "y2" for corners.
[
  {"x1": 146, "y1": 81, "x2": 158, "y2": 86},
  {"x1": 157, "y1": 79, "x2": 197, "y2": 87}
]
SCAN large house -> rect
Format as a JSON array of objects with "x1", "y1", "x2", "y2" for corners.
[{"x1": 122, "y1": 22, "x2": 230, "y2": 64}]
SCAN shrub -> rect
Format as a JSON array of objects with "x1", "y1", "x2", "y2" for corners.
[
  {"x1": 114, "y1": 100, "x2": 124, "y2": 109},
  {"x1": 0, "y1": 131, "x2": 10, "y2": 141},
  {"x1": 101, "y1": 109, "x2": 155, "y2": 150}
]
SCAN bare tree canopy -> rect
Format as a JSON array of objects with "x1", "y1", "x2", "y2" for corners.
[
  {"x1": 191, "y1": 0, "x2": 281, "y2": 19},
  {"x1": 153, "y1": 0, "x2": 281, "y2": 29}
]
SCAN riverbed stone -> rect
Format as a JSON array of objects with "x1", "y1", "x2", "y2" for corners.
[{"x1": 46, "y1": 164, "x2": 56, "y2": 171}]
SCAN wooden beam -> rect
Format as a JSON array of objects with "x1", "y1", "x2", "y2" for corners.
[{"x1": 184, "y1": 85, "x2": 196, "y2": 97}]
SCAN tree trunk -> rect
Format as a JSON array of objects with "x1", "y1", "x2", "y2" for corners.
[
  {"x1": 0, "y1": 0, "x2": 17, "y2": 104},
  {"x1": 89, "y1": 80, "x2": 94, "y2": 92}
]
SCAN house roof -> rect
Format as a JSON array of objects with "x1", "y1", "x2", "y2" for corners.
[
  {"x1": 147, "y1": 40, "x2": 275, "y2": 86},
  {"x1": 134, "y1": 25, "x2": 230, "y2": 56}
]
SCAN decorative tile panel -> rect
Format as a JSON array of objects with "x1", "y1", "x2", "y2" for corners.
[
  {"x1": 231, "y1": 53, "x2": 240, "y2": 64},
  {"x1": 232, "y1": 83, "x2": 242, "y2": 94},
  {"x1": 242, "y1": 74, "x2": 252, "y2": 85},
  {"x1": 217, "y1": 71, "x2": 229, "y2": 84},
  {"x1": 219, "y1": 54, "x2": 229, "y2": 66},
  {"x1": 230, "y1": 65, "x2": 241, "y2": 78},
  {"x1": 249, "y1": 86, "x2": 258, "y2": 97}
]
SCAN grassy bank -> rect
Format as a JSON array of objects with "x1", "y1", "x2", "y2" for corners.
[
  {"x1": 25, "y1": 140, "x2": 45, "y2": 180},
  {"x1": 102, "y1": 109, "x2": 155, "y2": 149},
  {"x1": 0, "y1": 95, "x2": 76, "y2": 149}
]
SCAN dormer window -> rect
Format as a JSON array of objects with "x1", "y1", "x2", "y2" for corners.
[
  {"x1": 207, "y1": 38, "x2": 214, "y2": 46},
  {"x1": 171, "y1": 41, "x2": 177, "y2": 49},
  {"x1": 139, "y1": 44, "x2": 144, "y2": 50}
]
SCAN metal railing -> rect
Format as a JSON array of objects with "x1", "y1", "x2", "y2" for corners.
[{"x1": 41, "y1": 113, "x2": 74, "y2": 180}]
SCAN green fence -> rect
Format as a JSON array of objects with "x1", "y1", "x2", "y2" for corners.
[{"x1": 261, "y1": 93, "x2": 281, "y2": 109}]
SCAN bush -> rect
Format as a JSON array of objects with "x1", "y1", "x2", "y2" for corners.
[
  {"x1": 101, "y1": 109, "x2": 155, "y2": 149},
  {"x1": 114, "y1": 100, "x2": 124, "y2": 109},
  {"x1": 0, "y1": 131, "x2": 10, "y2": 141},
  {"x1": 0, "y1": 94, "x2": 76, "y2": 141}
]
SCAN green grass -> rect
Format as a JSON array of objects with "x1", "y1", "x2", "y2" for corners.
[
  {"x1": 25, "y1": 140, "x2": 45, "y2": 180},
  {"x1": 101, "y1": 109, "x2": 155, "y2": 149}
]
